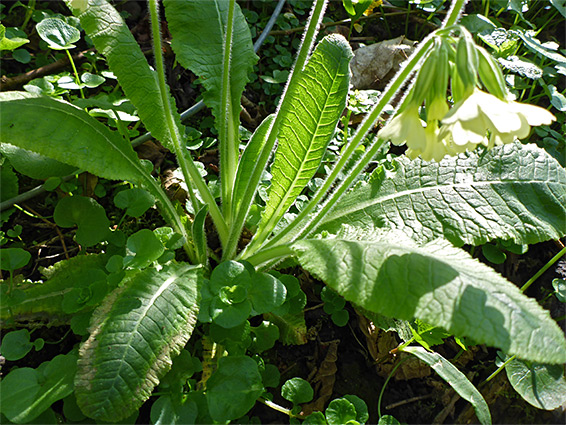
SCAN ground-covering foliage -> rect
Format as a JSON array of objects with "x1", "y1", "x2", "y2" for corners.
[{"x1": 0, "y1": 0, "x2": 565, "y2": 424}]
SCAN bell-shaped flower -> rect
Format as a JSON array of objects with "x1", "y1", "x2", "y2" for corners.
[
  {"x1": 439, "y1": 88, "x2": 555, "y2": 150},
  {"x1": 379, "y1": 104, "x2": 427, "y2": 153}
]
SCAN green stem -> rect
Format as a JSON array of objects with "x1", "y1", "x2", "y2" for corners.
[
  {"x1": 245, "y1": 244, "x2": 294, "y2": 269},
  {"x1": 65, "y1": 49, "x2": 85, "y2": 99},
  {"x1": 520, "y1": 246, "x2": 566, "y2": 293},
  {"x1": 259, "y1": 398, "x2": 298, "y2": 418},
  {"x1": 484, "y1": 354, "x2": 516, "y2": 383},
  {"x1": 222, "y1": 0, "x2": 329, "y2": 261},
  {"x1": 147, "y1": 0, "x2": 228, "y2": 247},
  {"x1": 377, "y1": 356, "x2": 408, "y2": 418},
  {"x1": 219, "y1": 0, "x2": 238, "y2": 223}
]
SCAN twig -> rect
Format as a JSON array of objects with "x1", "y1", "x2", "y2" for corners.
[
  {"x1": 21, "y1": 203, "x2": 70, "y2": 260},
  {"x1": 385, "y1": 393, "x2": 433, "y2": 410}
]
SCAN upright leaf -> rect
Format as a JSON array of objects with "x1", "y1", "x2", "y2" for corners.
[
  {"x1": 403, "y1": 346, "x2": 491, "y2": 425},
  {"x1": 290, "y1": 229, "x2": 566, "y2": 364},
  {"x1": 256, "y1": 34, "x2": 353, "y2": 242},
  {"x1": 163, "y1": 0, "x2": 258, "y2": 207},
  {"x1": 66, "y1": 0, "x2": 183, "y2": 151},
  {"x1": 317, "y1": 143, "x2": 566, "y2": 247},
  {"x1": 74, "y1": 263, "x2": 202, "y2": 422},
  {"x1": 0, "y1": 92, "x2": 147, "y2": 184}
]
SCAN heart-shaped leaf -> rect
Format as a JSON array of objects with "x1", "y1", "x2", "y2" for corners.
[
  {"x1": 36, "y1": 18, "x2": 80, "y2": 50},
  {"x1": 124, "y1": 229, "x2": 164, "y2": 269},
  {"x1": 114, "y1": 188, "x2": 155, "y2": 218},
  {"x1": 0, "y1": 247, "x2": 31, "y2": 271},
  {"x1": 54, "y1": 196, "x2": 110, "y2": 247}
]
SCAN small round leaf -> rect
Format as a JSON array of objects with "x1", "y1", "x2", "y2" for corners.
[
  {"x1": 0, "y1": 329, "x2": 33, "y2": 360},
  {"x1": 325, "y1": 398, "x2": 357, "y2": 425},
  {"x1": 281, "y1": 377, "x2": 313, "y2": 405},
  {"x1": 54, "y1": 196, "x2": 110, "y2": 247},
  {"x1": 114, "y1": 188, "x2": 155, "y2": 218},
  {"x1": 124, "y1": 229, "x2": 164, "y2": 269},
  {"x1": 248, "y1": 273, "x2": 286, "y2": 314},
  {"x1": 36, "y1": 18, "x2": 80, "y2": 50},
  {"x1": 0, "y1": 248, "x2": 31, "y2": 271}
]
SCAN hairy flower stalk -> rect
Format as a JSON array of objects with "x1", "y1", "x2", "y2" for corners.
[{"x1": 378, "y1": 27, "x2": 556, "y2": 161}]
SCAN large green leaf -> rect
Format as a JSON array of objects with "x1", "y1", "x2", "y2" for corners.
[
  {"x1": 290, "y1": 229, "x2": 566, "y2": 364},
  {"x1": 256, "y1": 34, "x2": 353, "y2": 241},
  {"x1": 316, "y1": 143, "x2": 566, "y2": 247},
  {"x1": 163, "y1": 0, "x2": 257, "y2": 207},
  {"x1": 403, "y1": 346, "x2": 491, "y2": 425},
  {"x1": 0, "y1": 255, "x2": 107, "y2": 325},
  {"x1": 0, "y1": 92, "x2": 148, "y2": 184},
  {"x1": 74, "y1": 263, "x2": 202, "y2": 422},
  {"x1": 67, "y1": 0, "x2": 183, "y2": 151}
]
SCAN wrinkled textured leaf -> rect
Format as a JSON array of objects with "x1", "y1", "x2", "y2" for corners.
[
  {"x1": 0, "y1": 144, "x2": 77, "y2": 179},
  {"x1": 291, "y1": 230, "x2": 566, "y2": 364},
  {"x1": 0, "y1": 92, "x2": 148, "y2": 184},
  {"x1": 505, "y1": 357, "x2": 566, "y2": 410},
  {"x1": 75, "y1": 263, "x2": 202, "y2": 422},
  {"x1": 317, "y1": 143, "x2": 566, "y2": 247},
  {"x1": 403, "y1": 346, "x2": 491, "y2": 425},
  {"x1": 163, "y1": 0, "x2": 257, "y2": 145},
  {"x1": 258, "y1": 34, "x2": 353, "y2": 237},
  {"x1": 68, "y1": 0, "x2": 183, "y2": 151}
]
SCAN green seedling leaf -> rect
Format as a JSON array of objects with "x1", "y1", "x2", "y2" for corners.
[
  {"x1": 291, "y1": 230, "x2": 566, "y2": 364},
  {"x1": 265, "y1": 309, "x2": 308, "y2": 345},
  {"x1": 54, "y1": 196, "x2": 110, "y2": 247},
  {"x1": 75, "y1": 263, "x2": 202, "y2": 422},
  {"x1": 206, "y1": 356, "x2": 264, "y2": 422},
  {"x1": 552, "y1": 279, "x2": 566, "y2": 302},
  {"x1": 481, "y1": 243, "x2": 506, "y2": 264},
  {"x1": 36, "y1": 17, "x2": 80, "y2": 50},
  {"x1": 250, "y1": 321, "x2": 280, "y2": 353},
  {"x1": 123, "y1": 229, "x2": 165, "y2": 269},
  {"x1": 256, "y1": 34, "x2": 353, "y2": 241},
  {"x1": 210, "y1": 261, "x2": 252, "y2": 293},
  {"x1": 378, "y1": 415, "x2": 401, "y2": 425},
  {"x1": 0, "y1": 353, "x2": 77, "y2": 423},
  {"x1": 261, "y1": 364, "x2": 280, "y2": 388},
  {"x1": 0, "y1": 329, "x2": 33, "y2": 360},
  {"x1": 304, "y1": 411, "x2": 327, "y2": 424},
  {"x1": 505, "y1": 357, "x2": 566, "y2": 410},
  {"x1": 331, "y1": 309, "x2": 349, "y2": 327},
  {"x1": 154, "y1": 227, "x2": 185, "y2": 250},
  {"x1": 281, "y1": 377, "x2": 313, "y2": 405},
  {"x1": 343, "y1": 395, "x2": 369, "y2": 424},
  {"x1": 325, "y1": 398, "x2": 357, "y2": 425},
  {"x1": 150, "y1": 395, "x2": 198, "y2": 425},
  {"x1": 81, "y1": 72, "x2": 105, "y2": 88},
  {"x1": 0, "y1": 144, "x2": 77, "y2": 180},
  {"x1": 159, "y1": 350, "x2": 202, "y2": 394},
  {"x1": 0, "y1": 247, "x2": 31, "y2": 271},
  {"x1": 0, "y1": 24, "x2": 29, "y2": 51},
  {"x1": 403, "y1": 346, "x2": 490, "y2": 425},
  {"x1": 317, "y1": 142, "x2": 566, "y2": 248},
  {"x1": 210, "y1": 297, "x2": 252, "y2": 329},
  {"x1": 210, "y1": 321, "x2": 251, "y2": 345},
  {"x1": 61, "y1": 269, "x2": 108, "y2": 313},
  {"x1": 114, "y1": 188, "x2": 155, "y2": 218},
  {"x1": 248, "y1": 272, "x2": 286, "y2": 314}
]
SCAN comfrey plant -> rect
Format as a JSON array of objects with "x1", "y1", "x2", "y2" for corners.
[{"x1": 1, "y1": 0, "x2": 565, "y2": 423}]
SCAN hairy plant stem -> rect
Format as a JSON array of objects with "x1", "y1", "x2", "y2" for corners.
[
  {"x1": 222, "y1": 0, "x2": 328, "y2": 261},
  {"x1": 65, "y1": 49, "x2": 85, "y2": 99},
  {"x1": 148, "y1": 0, "x2": 228, "y2": 248},
  {"x1": 242, "y1": 0, "x2": 469, "y2": 260},
  {"x1": 219, "y1": 0, "x2": 238, "y2": 225}
]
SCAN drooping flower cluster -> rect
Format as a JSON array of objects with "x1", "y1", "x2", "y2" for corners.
[{"x1": 379, "y1": 27, "x2": 556, "y2": 162}]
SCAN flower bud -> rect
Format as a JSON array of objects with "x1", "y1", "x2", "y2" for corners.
[
  {"x1": 476, "y1": 45, "x2": 507, "y2": 99},
  {"x1": 455, "y1": 30, "x2": 478, "y2": 96},
  {"x1": 411, "y1": 45, "x2": 440, "y2": 106}
]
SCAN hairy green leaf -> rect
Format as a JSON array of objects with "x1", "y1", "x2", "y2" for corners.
[
  {"x1": 403, "y1": 346, "x2": 491, "y2": 425},
  {"x1": 317, "y1": 143, "x2": 566, "y2": 247},
  {"x1": 0, "y1": 92, "x2": 148, "y2": 184},
  {"x1": 0, "y1": 255, "x2": 108, "y2": 325},
  {"x1": 163, "y1": 0, "x2": 258, "y2": 197},
  {"x1": 0, "y1": 144, "x2": 77, "y2": 180},
  {"x1": 291, "y1": 230, "x2": 566, "y2": 364},
  {"x1": 74, "y1": 263, "x2": 202, "y2": 422},
  {"x1": 67, "y1": 0, "x2": 183, "y2": 151},
  {"x1": 256, "y1": 34, "x2": 352, "y2": 240}
]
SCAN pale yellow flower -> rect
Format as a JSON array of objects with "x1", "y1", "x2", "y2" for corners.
[
  {"x1": 69, "y1": 0, "x2": 88, "y2": 12},
  {"x1": 439, "y1": 88, "x2": 555, "y2": 149},
  {"x1": 379, "y1": 105, "x2": 427, "y2": 152}
]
